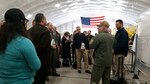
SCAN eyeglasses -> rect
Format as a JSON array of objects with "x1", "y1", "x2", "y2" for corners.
[
  {"x1": 20, "y1": 19, "x2": 29, "y2": 24},
  {"x1": 25, "y1": 19, "x2": 29, "y2": 24}
]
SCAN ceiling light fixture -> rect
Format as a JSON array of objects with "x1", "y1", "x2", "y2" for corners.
[
  {"x1": 55, "y1": 4, "x2": 60, "y2": 7},
  {"x1": 84, "y1": 0, "x2": 90, "y2": 3},
  {"x1": 144, "y1": 11, "x2": 150, "y2": 15},
  {"x1": 62, "y1": 10, "x2": 67, "y2": 13},
  {"x1": 140, "y1": 15, "x2": 144, "y2": 18},
  {"x1": 26, "y1": 14, "x2": 32, "y2": 19},
  {"x1": 62, "y1": 8, "x2": 69, "y2": 13}
]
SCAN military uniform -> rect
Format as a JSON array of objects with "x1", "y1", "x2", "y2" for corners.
[{"x1": 90, "y1": 32, "x2": 114, "y2": 84}]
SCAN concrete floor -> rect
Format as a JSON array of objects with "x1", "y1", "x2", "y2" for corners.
[
  {"x1": 46, "y1": 67, "x2": 150, "y2": 84},
  {"x1": 46, "y1": 67, "x2": 91, "y2": 84},
  {"x1": 46, "y1": 52, "x2": 150, "y2": 84}
]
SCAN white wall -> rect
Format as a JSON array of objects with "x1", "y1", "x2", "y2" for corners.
[{"x1": 58, "y1": 18, "x2": 132, "y2": 35}]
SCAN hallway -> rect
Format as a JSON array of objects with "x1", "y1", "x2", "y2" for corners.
[
  {"x1": 46, "y1": 53, "x2": 150, "y2": 84},
  {"x1": 46, "y1": 67, "x2": 91, "y2": 84}
]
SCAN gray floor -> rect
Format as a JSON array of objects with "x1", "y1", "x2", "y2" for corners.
[
  {"x1": 46, "y1": 52, "x2": 150, "y2": 84},
  {"x1": 46, "y1": 67, "x2": 91, "y2": 84}
]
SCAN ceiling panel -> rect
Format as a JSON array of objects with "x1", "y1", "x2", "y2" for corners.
[{"x1": 1, "y1": 0, "x2": 150, "y2": 26}]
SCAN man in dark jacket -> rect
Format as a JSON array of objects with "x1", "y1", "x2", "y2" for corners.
[
  {"x1": 87, "y1": 30, "x2": 94, "y2": 65},
  {"x1": 47, "y1": 23, "x2": 60, "y2": 76},
  {"x1": 52, "y1": 26, "x2": 61, "y2": 68},
  {"x1": 28, "y1": 13, "x2": 51, "y2": 84},
  {"x1": 73, "y1": 26, "x2": 91, "y2": 74},
  {"x1": 113, "y1": 19, "x2": 129, "y2": 79}
]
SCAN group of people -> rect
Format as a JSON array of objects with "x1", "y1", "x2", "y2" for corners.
[
  {"x1": 28, "y1": 13, "x2": 61, "y2": 84},
  {"x1": 0, "y1": 8, "x2": 62, "y2": 84},
  {"x1": 0, "y1": 8, "x2": 129, "y2": 84},
  {"x1": 57, "y1": 19, "x2": 129, "y2": 84},
  {"x1": 90, "y1": 20, "x2": 129, "y2": 84}
]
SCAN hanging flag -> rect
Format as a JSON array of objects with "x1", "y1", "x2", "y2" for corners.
[{"x1": 81, "y1": 16, "x2": 105, "y2": 28}]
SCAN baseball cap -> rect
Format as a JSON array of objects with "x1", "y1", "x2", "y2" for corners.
[
  {"x1": 97, "y1": 21, "x2": 110, "y2": 28},
  {"x1": 4, "y1": 8, "x2": 27, "y2": 23}
]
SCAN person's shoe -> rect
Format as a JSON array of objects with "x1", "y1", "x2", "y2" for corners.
[
  {"x1": 78, "y1": 70, "x2": 82, "y2": 73},
  {"x1": 85, "y1": 70, "x2": 91, "y2": 74},
  {"x1": 45, "y1": 77, "x2": 50, "y2": 81},
  {"x1": 111, "y1": 74, "x2": 118, "y2": 79},
  {"x1": 70, "y1": 63, "x2": 72, "y2": 65},
  {"x1": 52, "y1": 73, "x2": 60, "y2": 77}
]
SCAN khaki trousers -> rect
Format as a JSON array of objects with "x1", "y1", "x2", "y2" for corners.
[
  {"x1": 88, "y1": 49, "x2": 94, "y2": 64},
  {"x1": 112, "y1": 54, "x2": 125, "y2": 78},
  {"x1": 76, "y1": 49, "x2": 89, "y2": 70}
]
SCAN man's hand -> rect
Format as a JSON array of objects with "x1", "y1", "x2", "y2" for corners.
[{"x1": 52, "y1": 45, "x2": 57, "y2": 48}]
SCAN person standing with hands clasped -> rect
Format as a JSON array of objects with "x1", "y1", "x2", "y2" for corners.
[
  {"x1": 61, "y1": 32, "x2": 72, "y2": 66},
  {"x1": 73, "y1": 26, "x2": 91, "y2": 74}
]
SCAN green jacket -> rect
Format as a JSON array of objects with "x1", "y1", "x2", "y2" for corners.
[{"x1": 89, "y1": 32, "x2": 114, "y2": 66}]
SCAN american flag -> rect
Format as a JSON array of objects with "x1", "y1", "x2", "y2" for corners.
[{"x1": 81, "y1": 16, "x2": 105, "y2": 28}]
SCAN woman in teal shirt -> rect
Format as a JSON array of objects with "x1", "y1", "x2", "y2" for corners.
[{"x1": 0, "y1": 8, "x2": 41, "y2": 84}]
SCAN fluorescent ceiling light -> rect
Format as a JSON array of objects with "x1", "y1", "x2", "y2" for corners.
[
  {"x1": 62, "y1": 8, "x2": 69, "y2": 13},
  {"x1": 26, "y1": 14, "x2": 32, "y2": 19},
  {"x1": 55, "y1": 4, "x2": 60, "y2": 7},
  {"x1": 118, "y1": 0, "x2": 128, "y2": 4},
  {"x1": 84, "y1": 0, "x2": 90, "y2": 3},
  {"x1": 144, "y1": 11, "x2": 150, "y2": 14},
  {"x1": 62, "y1": 10, "x2": 67, "y2": 13},
  {"x1": 140, "y1": 15, "x2": 144, "y2": 18},
  {"x1": 69, "y1": 2, "x2": 77, "y2": 7}
]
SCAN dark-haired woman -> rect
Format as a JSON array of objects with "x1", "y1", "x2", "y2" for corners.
[
  {"x1": 61, "y1": 32, "x2": 72, "y2": 66},
  {"x1": 0, "y1": 8, "x2": 41, "y2": 84}
]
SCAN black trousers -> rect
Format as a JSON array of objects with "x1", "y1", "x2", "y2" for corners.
[
  {"x1": 51, "y1": 49, "x2": 57, "y2": 74},
  {"x1": 72, "y1": 44, "x2": 76, "y2": 62},
  {"x1": 33, "y1": 65, "x2": 49, "y2": 84}
]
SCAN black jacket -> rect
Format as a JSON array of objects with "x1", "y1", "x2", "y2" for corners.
[
  {"x1": 28, "y1": 24, "x2": 52, "y2": 81},
  {"x1": 114, "y1": 28, "x2": 129, "y2": 56},
  {"x1": 28, "y1": 24, "x2": 51, "y2": 65},
  {"x1": 61, "y1": 36, "x2": 71, "y2": 59},
  {"x1": 87, "y1": 35, "x2": 94, "y2": 49},
  {"x1": 73, "y1": 33, "x2": 88, "y2": 49}
]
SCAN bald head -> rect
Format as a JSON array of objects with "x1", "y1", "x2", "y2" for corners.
[
  {"x1": 76, "y1": 26, "x2": 81, "y2": 33},
  {"x1": 47, "y1": 22, "x2": 53, "y2": 31},
  {"x1": 88, "y1": 30, "x2": 91, "y2": 35}
]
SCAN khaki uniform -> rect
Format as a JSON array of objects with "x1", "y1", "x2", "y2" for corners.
[{"x1": 90, "y1": 32, "x2": 114, "y2": 84}]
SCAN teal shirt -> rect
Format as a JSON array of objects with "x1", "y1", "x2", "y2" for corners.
[{"x1": 0, "y1": 36, "x2": 41, "y2": 84}]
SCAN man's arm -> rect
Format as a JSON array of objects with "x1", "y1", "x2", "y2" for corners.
[{"x1": 89, "y1": 35, "x2": 101, "y2": 49}]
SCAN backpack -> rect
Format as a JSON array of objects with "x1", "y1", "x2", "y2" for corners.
[
  {"x1": 62, "y1": 59, "x2": 70, "y2": 67},
  {"x1": 56, "y1": 60, "x2": 61, "y2": 68}
]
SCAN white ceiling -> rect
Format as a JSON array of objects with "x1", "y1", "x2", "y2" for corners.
[{"x1": 1, "y1": 0, "x2": 150, "y2": 26}]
